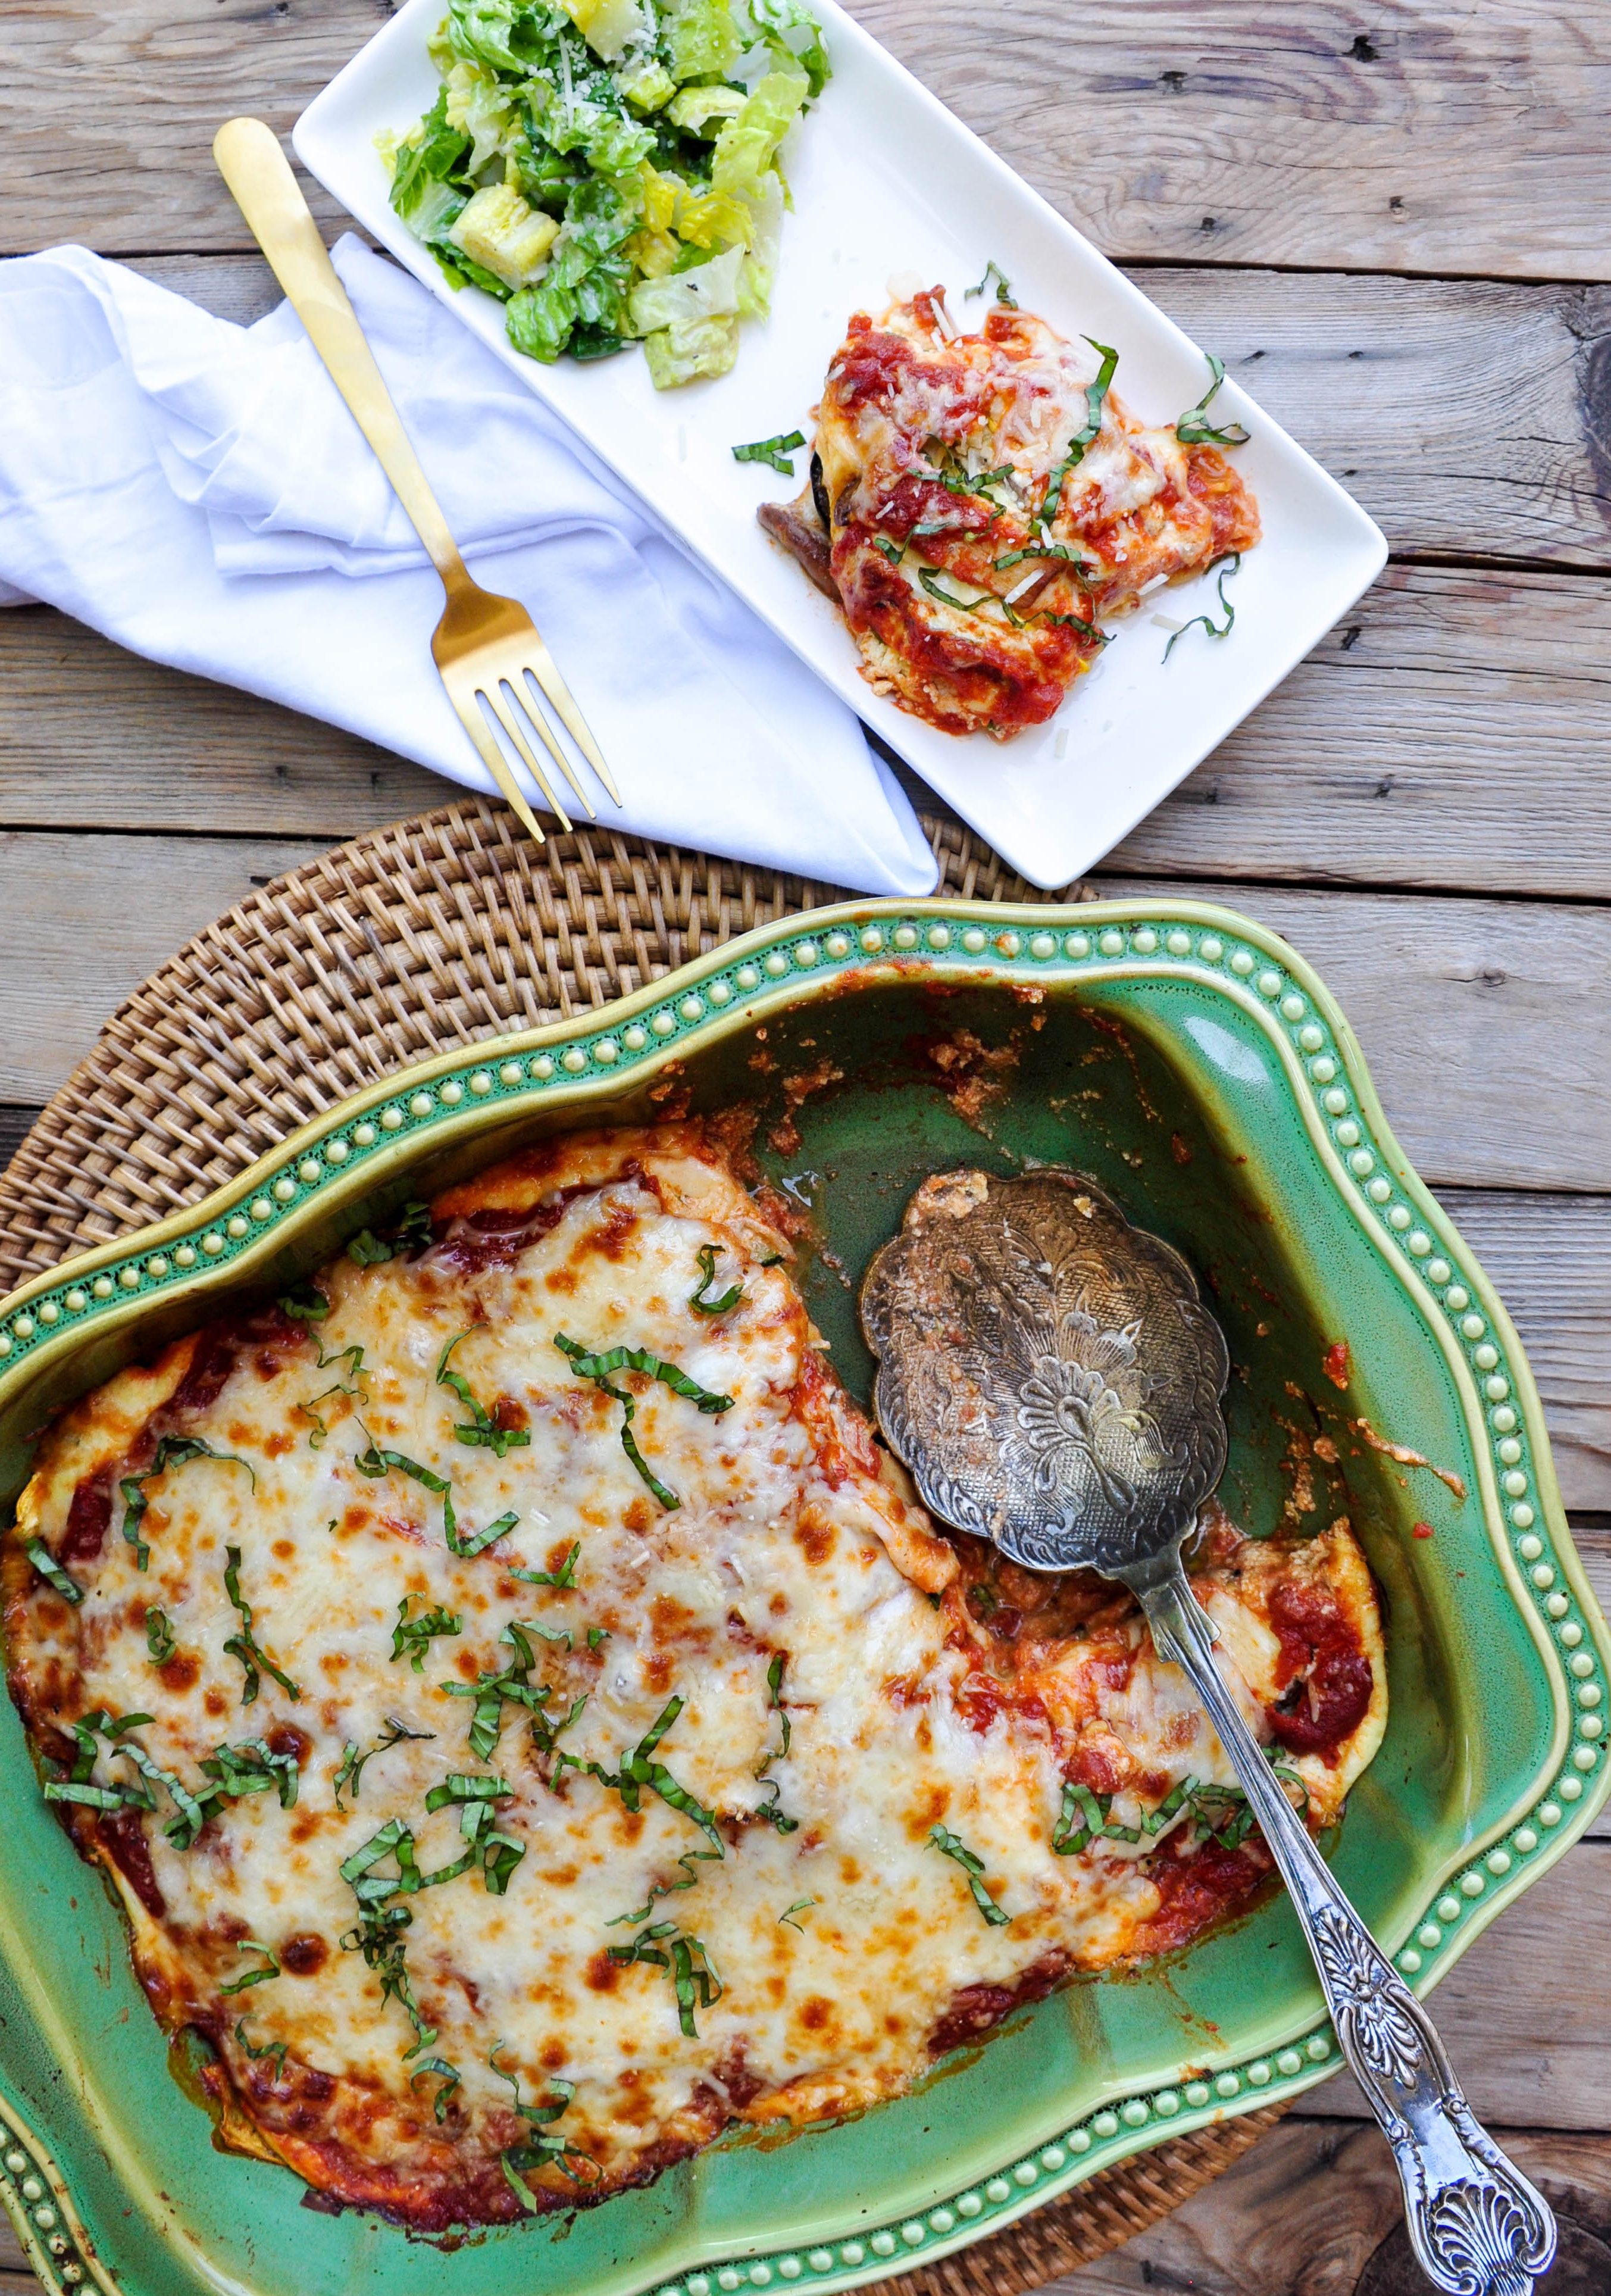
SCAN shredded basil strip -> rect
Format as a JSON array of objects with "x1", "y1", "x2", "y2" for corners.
[
  {"x1": 348, "y1": 1199, "x2": 433, "y2": 1266},
  {"x1": 689, "y1": 1244, "x2": 744, "y2": 1317},
  {"x1": 446, "y1": 1491, "x2": 521, "y2": 1560},
  {"x1": 436, "y1": 1330, "x2": 531, "y2": 1458},
  {"x1": 443, "y1": 1620, "x2": 584, "y2": 1763},
  {"x1": 410, "y1": 2056, "x2": 462, "y2": 2123},
  {"x1": 220, "y1": 1938, "x2": 280, "y2": 1995},
  {"x1": 119, "y1": 1438, "x2": 256, "y2": 1573},
  {"x1": 392, "y1": 1595, "x2": 462, "y2": 1673},
  {"x1": 733, "y1": 429, "x2": 807, "y2": 477},
  {"x1": 940, "y1": 461, "x2": 1014, "y2": 499},
  {"x1": 965, "y1": 259, "x2": 1016, "y2": 308},
  {"x1": 222, "y1": 1546, "x2": 301, "y2": 1705},
  {"x1": 779, "y1": 1898, "x2": 815, "y2": 1931},
  {"x1": 752, "y1": 1651, "x2": 798, "y2": 1835},
  {"x1": 512, "y1": 1541, "x2": 580, "y2": 1591},
  {"x1": 929, "y1": 1823, "x2": 1011, "y2": 1925},
  {"x1": 607, "y1": 1920, "x2": 722, "y2": 2037},
  {"x1": 24, "y1": 1538, "x2": 83, "y2": 1605},
  {"x1": 993, "y1": 538, "x2": 1094, "y2": 579},
  {"x1": 39, "y1": 1710, "x2": 276, "y2": 1851},
  {"x1": 917, "y1": 566, "x2": 1003, "y2": 618},
  {"x1": 424, "y1": 1772, "x2": 526, "y2": 1894},
  {"x1": 338, "y1": 1886, "x2": 435, "y2": 2060},
  {"x1": 607, "y1": 1842, "x2": 721, "y2": 1929},
  {"x1": 558, "y1": 1693, "x2": 724, "y2": 1853},
  {"x1": 1163, "y1": 551, "x2": 1242, "y2": 662},
  {"x1": 278, "y1": 1285, "x2": 329, "y2": 1323},
  {"x1": 143, "y1": 1607, "x2": 177, "y2": 1663},
  {"x1": 354, "y1": 1442, "x2": 449, "y2": 1493},
  {"x1": 498, "y1": 2057, "x2": 601, "y2": 2195},
  {"x1": 1174, "y1": 352, "x2": 1250, "y2": 447},
  {"x1": 235, "y1": 2019, "x2": 287, "y2": 2076},
  {"x1": 874, "y1": 536, "x2": 904, "y2": 564},
  {"x1": 1038, "y1": 338, "x2": 1119, "y2": 521},
  {"x1": 554, "y1": 1335, "x2": 734, "y2": 1512},
  {"x1": 333, "y1": 1717, "x2": 434, "y2": 1810}
]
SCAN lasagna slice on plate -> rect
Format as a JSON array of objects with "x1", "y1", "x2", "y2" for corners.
[
  {"x1": 5, "y1": 1123, "x2": 1379, "y2": 2229},
  {"x1": 762, "y1": 293, "x2": 1262, "y2": 738}
]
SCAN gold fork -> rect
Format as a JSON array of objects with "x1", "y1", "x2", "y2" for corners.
[{"x1": 213, "y1": 117, "x2": 620, "y2": 842}]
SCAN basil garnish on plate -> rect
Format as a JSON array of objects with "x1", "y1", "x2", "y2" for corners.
[
  {"x1": 1174, "y1": 352, "x2": 1250, "y2": 447},
  {"x1": 965, "y1": 259, "x2": 1016, "y2": 308},
  {"x1": 1162, "y1": 550, "x2": 1242, "y2": 661},
  {"x1": 733, "y1": 430, "x2": 807, "y2": 477},
  {"x1": 1038, "y1": 338, "x2": 1119, "y2": 522}
]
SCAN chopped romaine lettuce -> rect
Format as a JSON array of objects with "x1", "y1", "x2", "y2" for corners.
[
  {"x1": 616, "y1": 55, "x2": 677, "y2": 110},
  {"x1": 445, "y1": 60, "x2": 519, "y2": 174},
  {"x1": 744, "y1": 0, "x2": 829, "y2": 98},
  {"x1": 565, "y1": 0, "x2": 650, "y2": 58},
  {"x1": 628, "y1": 242, "x2": 743, "y2": 332},
  {"x1": 710, "y1": 71, "x2": 805, "y2": 198},
  {"x1": 666, "y1": 83, "x2": 747, "y2": 132},
  {"x1": 393, "y1": 0, "x2": 827, "y2": 382},
  {"x1": 449, "y1": 183, "x2": 562, "y2": 287},
  {"x1": 663, "y1": 0, "x2": 742, "y2": 83},
  {"x1": 643, "y1": 313, "x2": 739, "y2": 386}
]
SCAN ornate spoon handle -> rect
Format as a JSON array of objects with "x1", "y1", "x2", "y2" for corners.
[{"x1": 1139, "y1": 1560, "x2": 1556, "y2": 2296}]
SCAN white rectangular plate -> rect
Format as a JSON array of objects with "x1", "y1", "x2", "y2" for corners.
[{"x1": 295, "y1": 0, "x2": 1386, "y2": 889}]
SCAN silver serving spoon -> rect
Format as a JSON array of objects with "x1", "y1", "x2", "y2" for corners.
[{"x1": 861, "y1": 1167, "x2": 1555, "y2": 2296}]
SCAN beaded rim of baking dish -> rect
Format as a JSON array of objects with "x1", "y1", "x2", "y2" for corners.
[{"x1": 0, "y1": 896, "x2": 1603, "y2": 2296}]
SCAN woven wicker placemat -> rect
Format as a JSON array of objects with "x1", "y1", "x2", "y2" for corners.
[{"x1": 0, "y1": 795, "x2": 1283, "y2": 2282}]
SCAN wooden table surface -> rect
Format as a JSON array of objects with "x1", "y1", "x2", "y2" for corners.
[{"x1": 2, "y1": 1, "x2": 1609, "y2": 2288}]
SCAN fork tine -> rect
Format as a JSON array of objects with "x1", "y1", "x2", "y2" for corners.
[
  {"x1": 483, "y1": 683, "x2": 574, "y2": 833},
  {"x1": 504, "y1": 677, "x2": 595, "y2": 819},
  {"x1": 446, "y1": 685, "x2": 548, "y2": 844},
  {"x1": 521, "y1": 640, "x2": 622, "y2": 806}
]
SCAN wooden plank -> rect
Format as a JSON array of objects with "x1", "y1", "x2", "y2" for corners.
[
  {"x1": 1137, "y1": 273, "x2": 1611, "y2": 571},
  {"x1": 1093, "y1": 875, "x2": 1611, "y2": 1197},
  {"x1": 1115, "y1": 567, "x2": 1611, "y2": 899},
  {"x1": 115, "y1": 255, "x2": 1611, "y2": 570},
  {"x1": 851, "y1": 0, "x2": 1611, "y2": 283},
  {"x1": 8, "y1": 0, "x2": 1611, "y2": 281},
  {"x1": 1437, "y1": 1199, "x2": 1611, "y2": 1514},
  {"x1": 0, "y1": 607, "x2": 446, "y2": 840},
  {"x1": 10, "y1": 566, "x2": 1611, "y2": 900},
  {"x1": 0, "y1": 829, "x2": 327, "y2": 1105},
  {"x1": 1046, "y1": 2117, "x2": 1611, "y2": 2294},
  {"x1": 0, "y1": 0, "x2": 375, "y2": 256}
]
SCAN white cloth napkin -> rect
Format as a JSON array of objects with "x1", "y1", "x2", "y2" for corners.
[{"x1": 0, "y1": 239, "x2": 937, "y2": 896}]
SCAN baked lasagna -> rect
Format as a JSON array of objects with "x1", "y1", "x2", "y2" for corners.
[
  {"x1": 760, "y1": 292, "x2": 1261, "y2": 737},
  {"x1": 5, "y1": 1123, "x2": 1382, "y2": 2230}
]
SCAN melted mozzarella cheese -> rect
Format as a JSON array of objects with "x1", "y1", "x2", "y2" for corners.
[{"x1": 5, "y1": 1125, "x2": 1382, "y2": 2228}]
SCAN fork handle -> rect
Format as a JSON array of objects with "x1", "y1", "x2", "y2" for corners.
[{"x1": 213, "y1": 118, "x2": 468, "y2": 592}]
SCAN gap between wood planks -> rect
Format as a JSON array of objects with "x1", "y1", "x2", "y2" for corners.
[{"x1": 7, "y1": 0, "x2": 1611, "y2": 283}]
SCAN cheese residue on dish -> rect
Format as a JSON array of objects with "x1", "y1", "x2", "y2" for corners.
[{"x1": 4, "y1": 1124, "x2": 1383, "y2": 2230}]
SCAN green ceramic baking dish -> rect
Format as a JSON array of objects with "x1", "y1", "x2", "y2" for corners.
[{"x1": 0, "y1": 894, "x2": 1603, "y2": 2296}]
